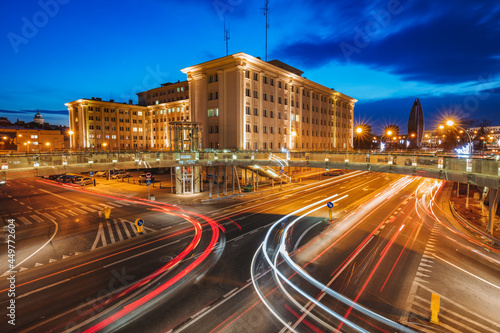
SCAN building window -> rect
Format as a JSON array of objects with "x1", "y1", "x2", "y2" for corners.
[
  {"x1": 246, "y1": 124, "x2": 251, "y2": 132},
  {"x1": 263, "y1": 142, "x2": 267, "y2": 149},
  {"x1": 270, "y1": 78, "x2": 274, "y2": 86},
  {"x1": 253, "y1": 73, "x2": 258, "y2": 81},
  {"x1": 263, "y1": 109, "x2": 267, "y2": 117},
  {"x1": 208, "y1": 108, "x2": 219, "y2": 117},
  {"x1": 253, "y1": 125, "x2": 258, "y2": 133},
  {"x1": 278, "y1": 81, "x2": 282, "y2": 88},
  {"x1": 263, "y1": 126, "x2": 267, "y2": 134},
  {"x1": 263, "y1": 93, "x2": 267, "y2": 101},
  {"x1": 270, "y1": 95, "x2": 274, "y2": 102},
  {"x1": 278, "y1": 112, "x2": 281, "y2": 119},
  {"x1": 253, "y1": 91, "x2": 258, "y2": 98},
  {"x1": 270, "y1": 127, "x2": 274, "y2": 134},
  {"x1": 263, "y1": 76, "x2": 268, "y2": 84},
  {"x1": 253, "y1": 108, "x2": 258, "y2": 116},
  {"x1": 245, "y1": 71, "x2": 250, "y2": 79},
  {"x1": 246, "y1": 106, "x2": 251, "y2": 115},
  {"x1": 270, "y1": 110, "x2": 274, "y2": 118},
  {"x1": 278, "y1": 97, "x2": 282, "y2": 104},
  {"x1": 246, "y1": 89, "x2": 250, "y2": 97},
  {"x1": 133, "y1": 127, "x2": 138, "y2": 132}
]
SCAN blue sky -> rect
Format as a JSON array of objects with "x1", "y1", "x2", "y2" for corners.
[{"x1": 1, "y1": 0, "x2": 499, "y2": 133}]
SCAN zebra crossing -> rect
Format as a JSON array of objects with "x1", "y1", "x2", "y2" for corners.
[
  {"x1": 1, "y1": 200, "x2": 134, "y2": 227},
  {"x1": 91, "y1": 218, "x2": 154, "y2": 250},
  {"x1": 401, "y1": 224, "x2": 500, "y2": 332}
]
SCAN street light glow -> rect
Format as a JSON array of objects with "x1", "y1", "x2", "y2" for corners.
[
  {"x1": 386, "y1": 130, "x2": 392, "y2": 136},
  {"x1": 355, "y1": 127, "x2": 362, "y2": 134},
  {"x1": 69, "y1": 130, "x2": 74, "y2": 135},
  {"x1": 446, "y1": 120, "x2": 454, "y2": 126}
]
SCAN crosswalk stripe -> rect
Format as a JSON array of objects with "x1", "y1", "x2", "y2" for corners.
[
  {"x1": 42, "y1": 213, "x2": 56, "y2": 220},
  {"x1": 72, "y1": 207, "x2": 87, "y2": 214},
  {"x1": 80, "y1": 206, "x2": 97, "y2": 213},
  {"x1": 53, "y1": 211, "x2": 67, "y2": 218},
  {"x1": 106, "y1": 221, "x2": 116, "y2": 244},
  {"x1": 114, "y1": 220, "x2": 124, "y2": 242},
  {"x1": 115, "y1": 200, "x2": 131, "y2": 206},
  {"x1": 120, "y1": 219, "x2": 132, "y2": 238},
  {"x1": 65, "y1": 210, "x2": 77, "y2": 216},
  {"x1": 90, "y1": 205, "x2": 104, "y2": 211},
  {"x1": 97, "y1": 203, "x2": 112, "y2": 208},
  {"x1": 30, "y1": 215, "x2": 45, "y2": 223},
  {"x1": 4, "y1": 218, "x2": 19, "y2": 227},
  {"x1": 18, "y1": 216, "x2": 32, "y2": 225},
  {"x1": 106, "y1": 201, "x2": 123, "y2": 207}
]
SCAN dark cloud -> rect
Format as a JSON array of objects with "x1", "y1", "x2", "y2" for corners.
[{"x1": 273, "y1": 1, "x2": 500, "y2": 85}]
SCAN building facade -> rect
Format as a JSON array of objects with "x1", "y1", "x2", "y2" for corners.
[{"x1": 66, "y1": 52, "x2": 357, "y2": 151}]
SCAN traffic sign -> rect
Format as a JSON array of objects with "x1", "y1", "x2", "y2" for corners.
[
  {"x1": 89, "y1": 171, "x2": 93, "y2": 176},
  {"x1": 146, "y1": 172, "x2": 152, "y2": 179},
  {"x1": 134, "y1": 218, "x2": 145, "y2": 233},
  {"x1": 146, "y1": 179, "x2": 151, "y2": 186},
  {"x1": 327, "y1": 202, "x2": 334, "y2": 208}
]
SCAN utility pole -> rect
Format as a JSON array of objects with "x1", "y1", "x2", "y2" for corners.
[
  {"x1": 263, "y1": 0, "x2": 269, "y2": 61},
  {"x1": 224, "y1": 18, "x2": 230, "y2": 56}
]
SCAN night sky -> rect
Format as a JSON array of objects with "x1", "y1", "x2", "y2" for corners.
[{"x1": 1, "y1": 0, "x2": 499, "y2": 133}]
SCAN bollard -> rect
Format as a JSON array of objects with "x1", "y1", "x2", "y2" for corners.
[
  {"x1": 103, "y1": 206, "x2": 111, "y2": 219},
  {"x1": 430, "y1": 293, "x2": 440, "y2": 324}
]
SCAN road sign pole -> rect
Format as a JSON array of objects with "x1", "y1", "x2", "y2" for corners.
[{"x1": 329, "y1": 208, "x2": 332, "y2": 221}]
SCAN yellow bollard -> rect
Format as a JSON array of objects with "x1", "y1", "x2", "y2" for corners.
[
  {"x1": 430, "y1": 293, "x2": 440, "y2": 324},
  {"x1": 103, "y1": 206, "x2": 111, "y2": 219},
  {"x1": 329, "y1": 208, "x2": 333, "y2": 221},
  {"x1": 134, "y1": 218, "x2": 145, "y2": 234}
]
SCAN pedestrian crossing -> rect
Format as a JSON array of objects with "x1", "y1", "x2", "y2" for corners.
[
  {"x1": 1, "y1": 200, "x2": 135, "y2": 227},
  {"x1": 91, "y1": 218, "x2": 152, "y2": 250}
]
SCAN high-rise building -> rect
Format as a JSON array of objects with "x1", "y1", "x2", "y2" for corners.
[
  {"x1": 66, "y1": 52, "x2": 357, "y2": 151},
  {"x1": 408, "y1": 98, "x2": 424, "y2": 148}
]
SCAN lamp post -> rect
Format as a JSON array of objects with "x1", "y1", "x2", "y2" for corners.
[
  {"x1": 386, "y1": 130, "x2": 393, "y2": 151},
  {"x1": 68, "y1": 130, "x2": 74, "y2": 149}
]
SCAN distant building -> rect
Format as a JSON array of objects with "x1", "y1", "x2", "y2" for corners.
[
  {"x1": 407, "y1": 98, "x2": 424, "y2": 147},
  {"x1": 33, "y1": 111, "x2": 45, "y2": 125}
]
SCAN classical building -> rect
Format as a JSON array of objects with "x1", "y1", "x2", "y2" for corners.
[
  {"x1": 66, "y1": 52, "x2": 357, "y2": 151},
  {"x1": 408, "y1": 98, "x2": 424, "y2": 147},
  {"x1": 33, "y1": 111, "x2": 45, "y2": 125}
]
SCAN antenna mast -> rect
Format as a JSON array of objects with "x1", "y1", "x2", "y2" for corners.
[
  {"x1": 224, "y1": 18, "x2": 230, "y2": 56},
  {"x1": 263, "y1": 0, "x2": 269, "y2": 61}
]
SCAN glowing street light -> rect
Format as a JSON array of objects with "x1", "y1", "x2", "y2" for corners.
[
  {"x1": 68, "y1": 130, "x2": 74, "y2": 149},
  {"x1": 355, "y1": 127, "x2": 363, "y2": 134}
]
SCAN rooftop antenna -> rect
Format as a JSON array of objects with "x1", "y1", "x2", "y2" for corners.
[
  {"x1": 224, "y1": 17, "x2": 230, "y2": 56},
  {"x1": 262, "y1": 0, "x2": 269, "y2": 61}
]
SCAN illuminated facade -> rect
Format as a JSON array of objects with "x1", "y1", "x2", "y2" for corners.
[{"x1": 66, "y1": 52, "x2": 356, "y2": 151}]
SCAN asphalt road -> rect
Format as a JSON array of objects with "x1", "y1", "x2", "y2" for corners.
[{"x1": 1, "y1": 172, "x2": 499, "y2": 332}]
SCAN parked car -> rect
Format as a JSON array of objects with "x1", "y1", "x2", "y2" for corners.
[
  {"x1": 111, "y1": 171, "x2": 130, "y2": 179},
  {"x1": 95, "y1": 171, "x2": 108, "y2": 177},
  {"x1": 323, "y1": 170, "x2": 342, "y2": 176},
  {"x1": 138, "y1": 174, "x2": 155, "y2": 183},
  {"x1": 77, "y1": 177, "x2": 93, "y2": 186},
  {"x1": 243, "y1": 184, "x2": 253, "y2": 192}
]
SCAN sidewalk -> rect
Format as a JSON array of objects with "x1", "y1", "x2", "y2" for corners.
[{"x1": 448, "y1": 183, "x2": 500, "y2": 241}]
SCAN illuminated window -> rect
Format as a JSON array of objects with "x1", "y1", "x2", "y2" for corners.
[{"x1": 133, "y1": 127, "x2": 138, "y2": 132}]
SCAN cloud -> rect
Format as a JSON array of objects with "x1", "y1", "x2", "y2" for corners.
[{"x1": 272, "y1": 0, "x2": 500, "y2": 85}]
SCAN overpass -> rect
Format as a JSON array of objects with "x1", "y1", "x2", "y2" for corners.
[{"x1": 1, "y1": 151, "x2": 499, "y2": 189}]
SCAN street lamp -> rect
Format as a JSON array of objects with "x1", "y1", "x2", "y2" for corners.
[{"x1": 68, "y1": 130, "x2": 74, "y2": 149}]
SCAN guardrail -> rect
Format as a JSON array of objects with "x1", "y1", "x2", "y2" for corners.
[{"x1": 1, "y1": 151, "x2": 499, "y2": 189}]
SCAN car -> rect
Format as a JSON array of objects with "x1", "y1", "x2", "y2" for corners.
[
  {"x1": 95, "y1": 171, "x2": 108, "y2": 177},
  {"x1": 111, "y1": 171, "x2": 130, "y2": 179},
  {"x1": 323, "y1": 170, "x2": 342, "y2": 176},
  {"x1": 138, "y1": 174, "x2": 155, "y2": 183},
  {"x1": 243, "y1": 184, "x2": 253, "y2": 192},
  {"x1": 77, "y1": 177, "x2": 93, "y2": 186}
]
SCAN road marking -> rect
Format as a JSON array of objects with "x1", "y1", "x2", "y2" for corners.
[
  {"x1": 105, "y1": 201, "x2": 123, "y2": 207},
  {"x1": 3, "y1": 218, "x2": 19, "y2": 226},
  {"x1": 190, "y1": 306, "x2": 211, "y2": 319},
  {"x1": 39, "y1": 189, "x2": 83, "y2": 204},
  {"x1": 65, "y1": 210, "x2": 77, "y2": 216},
  {"x1": 13, "y1": 198, "x2": 18, "y2": 201},
  {"x1": 91, "y1": 223, "x2": 107, "y2": 250},
  {"x1": 72, "y1": 207, "x2": 87, "y2": 214},
  {"x1": 80, "y1": 206, "x2": 97, "y2": 213},
  {"x1": 90, "y1": 204, "x2": 104, "y2": 211},
  {"x1": 53, "y1": 211, "x2": 67, "y2": 218},
  {"x1": 120, "y1": 219, "x2": 132, "y2": 239},
  {"x1": 30, "y1": 215, "x2": 45, "y2": 223},
  {"x1": 114, "y1": 220, "x2": 124, "y2": 242},
  {"x1": 106, "y1": 221, "x2": 116, "y2": 244},
  {"x1": 223, "y1": 288, "x2": 238, "y2": 298},
  {"x1": 18, "y1": 216, "x2": 32, "y2": 225},
  {"x1": 19, "y1": 202, "x2": 25, "y2": 205},
  {"x1": 42, "y1": 213, "x2": 56, "y2": 220},
  {"x1": 434, "y1": 255, "x2": 500, "y2": 291},
  {"x1": 115, "y1": 200, "x2": 131, "y2": 206}
]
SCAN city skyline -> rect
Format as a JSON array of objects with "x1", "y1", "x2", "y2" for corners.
[{"x1": 1, "y1": 0, "x2": 499, "y2": 133}]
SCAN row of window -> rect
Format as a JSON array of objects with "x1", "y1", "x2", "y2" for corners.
[{"x1": 149, "y1": 86, "x2": 187, "y2": 98}]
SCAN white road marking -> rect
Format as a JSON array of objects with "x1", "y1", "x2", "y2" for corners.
[
  {"x1": 53, "y1": 211, "x2": 67, "y2": 218},
  {"x1": 72, "y1": 207, "x2": 87, "y2": 214},
  {"x1": 39, "y1": 189, "x2": 82, "y2": 204},
  {"x1": 120, "y1": 219, "x2": 132, "y2": 239},
  {"x1": 80, "y1": 206, "x2": 97, "y2": 213},
  {"x1": 30, "y1": 215, "x2": 45, "y2": 223},
  {"x1": 106, "y1": 221, "x2": 116, "y2": 244},
  {"x1": 65, "y1": 210, "x2": 77, "y2": 216},
  {"x1": 42, "y1": 213, "x2": 56, "y2": 220},
  {"x1": 114, "y1": 220, "x2": 124, "y2": 242},
  {"x1": 105, "y1": 201, "x2": 123, "y2": 207},
  {"x1": 18, "y1": 216, "x2": 32, "y2": 225},
  {"x1": 91, "y1": 223, "x2": 106, "y2": 250},
  {"x1": 435, "y1": 255, "x2": 500, "y2": 291}
]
